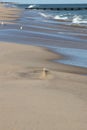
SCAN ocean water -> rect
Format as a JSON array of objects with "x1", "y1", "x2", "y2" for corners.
[
  {"x1": 16, "y1": 4, "x2": 87, "y2": 26},
  {"x1": 0, "y1": 3, "x2": 87, "y2": 69},
  {"x1": 4, "y1": 3, "x2": 87, "y2": 26}
]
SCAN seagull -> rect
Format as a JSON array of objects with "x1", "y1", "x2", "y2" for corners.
[
  {"x1": 1, "y1": 21, "x2": 4, "y2": 25},
  {"x1": 20, "y1": 26, "x2": 23, "y2": 30}
]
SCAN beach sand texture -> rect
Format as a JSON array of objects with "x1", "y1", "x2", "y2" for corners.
[
  {"x1": 0, "y1": 42, "x2": 87, "y2": 130},
  {"x1": 0, "y1": 4, "x2": 21, "y2": 21}
]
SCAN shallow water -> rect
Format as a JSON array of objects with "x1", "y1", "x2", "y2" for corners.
[
  {"x1": 52, "y1": 47, "x2": 87, "y2": 68},
  {"x1": 0, "y1": 4, "x2": 87, "y2": 69}
]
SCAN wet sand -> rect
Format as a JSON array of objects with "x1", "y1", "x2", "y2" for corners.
[{"x1": 0, "y1": 4, "x2": 87, "y2": 130}]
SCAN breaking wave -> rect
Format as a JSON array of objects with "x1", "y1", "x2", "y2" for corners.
[
  {"x1": 39, "y1": 11, "x2": 87, "y2": 26},
  {"x1": 39, "y1": 12, "x2": 68, "y2": 22},
  {"x1": 28, "y1": 4, "x2": 36, "y2": 9},
  {"x1": 72, "y1": 15, "x2": 87, "y2": 24},
  {"x1": 39, "y1": 12, "x2": 51, "y2": 18},
  {"x1": 54, "y1": 15, "x2": 68, "y2": 20},
  {"x1": 8, "y1": 3, "x2": 87, "y2": 26}
]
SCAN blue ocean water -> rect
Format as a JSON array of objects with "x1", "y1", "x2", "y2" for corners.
[
  {"x1": 16, "y1": 4, "x2": 87, "y2": 9},
  {"x1": 16, "y1": 4, "x2": 87, "y2": 26},
  {"x1": 4, "y1": 3, "x2": 87, "y2": 26}
]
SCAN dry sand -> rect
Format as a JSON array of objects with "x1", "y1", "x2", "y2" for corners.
[
  {"x1": 0, "y1": 4, "x2": 22, "y2": 21},
  {"x1": 0, "y1": 42, "x2": 87, "y2": 130}
]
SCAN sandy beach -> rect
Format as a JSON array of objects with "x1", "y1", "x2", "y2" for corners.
[
  {"x1": 0, "y1": 4, "x2": 22, "y2": 21},
  {"x1": 0, "y1": 3, "x2": 87, "y2": 130},
  {"x1": 0, "y1": 42, "x2": 87, "y2": 130}
]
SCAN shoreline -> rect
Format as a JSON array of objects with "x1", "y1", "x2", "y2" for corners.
[
  {"x1": 0, "y1": 41, "x2": 87, "y2": 75},
  {"x1": 0, "y1": 41, "x2": 87, "y2": 80},
  {"x1": 0, "y1": 41, "x2": 87, "y2": 94}
]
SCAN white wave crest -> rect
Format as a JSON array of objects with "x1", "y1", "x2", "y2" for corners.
[
  {"x1": 72, "y1": 15, "x2": 82, "y2": 24},
  {"x1": 39, "y1": 13, "x2": 68, "y2": 21},
  {"x1": 39, "y1": 12, "x2": 87, "y2": 25},
  {"x1": 72, "y1": 15, "x2": 87, "y2": 24},
  {"x1": 54, "y1": 15, "x2": 68, "y2": 20},
  {"x1": 81, "y1": 20, "x2": 87, "y2": 24},
  {"x1": 39, "y1": 12, "x2": 52, "y2": 18},
  {"x1": 28, "y1": 5, "x2": 36, "y2": 9}
]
